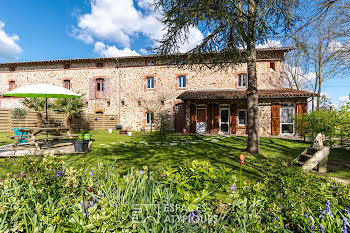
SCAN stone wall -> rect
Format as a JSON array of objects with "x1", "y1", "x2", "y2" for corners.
[{"x1": 0, "y1": 51, "x2": 286, "y2": 132}]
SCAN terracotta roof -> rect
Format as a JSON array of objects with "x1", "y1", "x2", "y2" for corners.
[
  {"x1": 0, "y1": 47, "x2": 294, "y2": 66},
  {"x1": 177, "y1": 89, "x2": 315, "y2": 100}
]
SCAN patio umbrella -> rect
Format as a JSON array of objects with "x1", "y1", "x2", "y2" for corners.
[{"x1": 3, "y1": 84, "x2": 81, "y2": 141}]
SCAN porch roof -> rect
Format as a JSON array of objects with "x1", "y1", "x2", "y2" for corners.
[{"x1": 177, "y1": 88, "x2": 315, "y2": 100}]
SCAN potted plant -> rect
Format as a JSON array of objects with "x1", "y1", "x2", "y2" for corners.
[
  {"x1": 73, "y1": 134, "x2": 89, "y2": 152},
  {"x1": 82, "y1": 131, "x2": 92, "y2": 141}
]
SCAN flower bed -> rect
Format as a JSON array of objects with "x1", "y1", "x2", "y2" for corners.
[{"x1": 0, "y1": 155, "x2": 349, "y2": 232}]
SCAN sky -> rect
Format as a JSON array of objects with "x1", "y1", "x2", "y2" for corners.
[{"x1": 0, "y1": 0, "x2": 349, "y2": 106}]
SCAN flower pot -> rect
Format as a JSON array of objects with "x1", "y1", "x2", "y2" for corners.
[
  {"x1": 73, "y1": 140, "x2": 89, "y2": 152},
  {"x1": 83, "y1": 133, "x2": 92, "y2": 141},
  {"x1": 108, "y1": 128, "x2": 113, "y2": 133},
  {"x1": 128, "y1": 132, "x2": 133, "y2": 136}
]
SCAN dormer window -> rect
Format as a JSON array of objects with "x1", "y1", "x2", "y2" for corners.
[
  {"x1": 237, "y1": 74, "x2": 247, "y2": 87},
  {"x1": 96, "y1": 62, "x2": 104, "y2": 68},
  {"x1": 147, "y1": 60, "x2": 155, "y2": 66},
  {"x1": 64, "y1": 64, "x2": 71, "y2": 69}
]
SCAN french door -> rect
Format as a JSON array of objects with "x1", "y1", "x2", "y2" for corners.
[
  {"x1": 281, "y1": 106, "x2": 295, "y2": 134},
  {"x1": 220, "y1": 105, "x2": 229, "y2": 133}
]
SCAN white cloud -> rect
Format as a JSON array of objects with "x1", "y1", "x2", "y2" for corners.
[
  {"x1": 178, "y1": 26, "x2": 204, "y2": 53},
  {"x1": 257, "y1": 40, "x2": 282, "y2": 49},
  {"x1": 339, "y1": 95, "x2": 350, "y2": 103},
  {"x1": 94, "y1": 41, "x2": 140, "y2": 57},
  {"x1": 74, "y1": 0, "x2": 203, "y2": 53},
  {"x1": 0, "y1": 21, "x2": 22, "y2": 61},
  {"x1": 139, "y1": 48, "x2": 148, "y2": 54}
]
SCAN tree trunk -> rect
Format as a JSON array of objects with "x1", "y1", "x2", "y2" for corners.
[
  {"x1": 65, "y1": 115, "x2": 73, "y2": 134},
  {"x1": 36, "y1": 112, "x2": 44, "y2": 128},
  {"x1": 246, "y1": 0, "x2": 259, "y2": 153},
  {"x1": 316, "y1": 77, "x2": 322, "y2": 110}
]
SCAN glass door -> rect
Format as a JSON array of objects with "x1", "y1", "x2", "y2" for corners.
[
  {"x1": 220, "y1": 106, "x2": 229, "y2": 133},
  {"x1": 281, "y1": 106, "x2": 294, "y2": 134}
]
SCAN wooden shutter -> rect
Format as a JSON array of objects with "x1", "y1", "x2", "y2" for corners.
[
  {"x1": 190, "y1": 104, "x2": 196, "y2": 133},
  {"x1": 230, "y1": 104, "x2": 237, "y2": 134},
  {"x1": 213, "y1": 104, "x2": 220, "y2": 134},
  {"x1": 105, "y1": 78, "x2": 110, "y2": 100},
  {"x1": 271, "y1": 103, "x2": 280, "y2": 135},
  {"x1": 89, "y1": 78, "x2": 95, "y2": 100},
  {"x1": 207, "y1": 104, "x2": 213, "y2": 134},
  {"x1": 297, "y1": 102, "x2": 307, "y2": 115}
]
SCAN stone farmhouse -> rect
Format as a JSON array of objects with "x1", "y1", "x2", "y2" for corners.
[{"x1": 0, "y1": 47, "x2": 314, "y2": 136}]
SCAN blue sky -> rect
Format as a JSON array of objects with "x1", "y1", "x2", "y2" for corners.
[{"x1": 0, "y1": 0, "x2": 348, "y2": 106}]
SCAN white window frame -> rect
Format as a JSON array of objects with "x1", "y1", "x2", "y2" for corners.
[
  {"x1": 178, "y1": 75, "x2": 186, "y2": 88},
  {"x1": 219, "y1": 105, "x2": 230, "y2": 133},
  {"x1": 146, "y1": 77, "x2": 154, "y2": 89},
  {"x1": 146, "y1": 112, "x2": 154, "y2": 125},
  {"x1": 237, "y1": 74, "x2": 247, "y2": 88},
  {"x1": 147, "y1": 60, "x2": 155, "y2": 66},
  {"x1": 280, "y1": 104, "x2": 295, "y2": 135},
  {"x1": 237, "y1": 110, "x2": 247, "y2": 126}
]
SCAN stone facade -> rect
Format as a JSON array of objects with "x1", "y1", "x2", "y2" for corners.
[{"x1": 0, "y1": 48, "x2": 307, "y2": 135}]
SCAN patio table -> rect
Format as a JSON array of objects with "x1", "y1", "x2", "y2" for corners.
[{"x1": 9, "y1": 127, "x2": 79, "y2": 151}]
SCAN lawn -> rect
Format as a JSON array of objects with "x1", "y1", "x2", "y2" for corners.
[{"x1": 0, "y1": 130, "x2": 349, "y2": 181}]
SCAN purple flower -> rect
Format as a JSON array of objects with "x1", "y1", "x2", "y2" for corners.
[
  {"x1": 346, "y1": 206, "x2": 350, "y2": 215},
  {"x1": 161, "y1": 173, "x2": 166, "y2": 176},
  {"x1": 344, "y1": 217, "x2": 349, "y2": 226},
  {"x1": 319, "y1": 224, "x2": 325, "y2": 233},
  {"x1": 55, "y1": 170, "x2": 64, "y2": 177},
  {"x1": 89, "y1": 170, "x2": 93, "y2": 176},
  {"x1": 83, "y1": 212, "x2": 87, "y2": 216},
  {"x1": 342, "y1": 225, "x2": 348, "y2": 233},
  {"x1": 231, "y1": 185, "x2": 236, "y2": 191},
  {"x1": 139, "y1": 170, "x2": 144, "y2": 175},
  {"x1": 276, "y1": 217, "x2": 280, "y2": 228},
  {"x1": 310, "y1": 224, "x2": 314, "y2": 233},
  {"x1": 203, "y1": 166, "x2": 206, "y2": 170}
]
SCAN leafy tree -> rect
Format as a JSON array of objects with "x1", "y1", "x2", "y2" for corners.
[
  {"x1": 153, "y1": 0, "x2": 332, "y2": 153},
  {"x1": 22, "y1": 98, "x2": 49, "y2": 127},
  {"x1": 54, "y1": 97, "x2": 85, "y2": 133}
]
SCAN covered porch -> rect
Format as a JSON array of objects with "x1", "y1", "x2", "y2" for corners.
[{"x1": 176, "y1": 89, "x2": 315, "y2": 136}]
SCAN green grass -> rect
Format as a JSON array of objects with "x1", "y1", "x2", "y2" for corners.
[{"x1": 0, "y1": 130, "x2": 349, "y2": 181}]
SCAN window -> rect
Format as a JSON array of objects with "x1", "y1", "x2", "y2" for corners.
[
  {"x1": 9, "y1": 66, "x2": 16, "y2": 72},
  {"x1": 146, "y1": 77, "x2": 154, "y2": 89},
  {"x1": 121, "y1": 100, "x2": 125, "y2": 106},
  {"x1": 146, "y1": 112, "x2": 154, "y2": 125},
  {"x1": 9, "y1": 81, "x2": 16, "y2": 90},
  {"x1": 96, "y1": 62, "x2": 104, "y2": 68},
  {"x1": 138, "y1": 101, "x2": 141, "y2": 106},
  {"x1": 281, "y1": 106, "x2": 294, "y2": 134},
  {"x1": 161, "y1": 100, "x2": 165, "y2": 105},
  {"x1": 63, "y1": 80, "x2": 71, "y2": 89},
  {"x1": 64, "y1": 64, "x2": 71, "y2": 69},
  {"x1": 237, "y1": 74, "x2": 247, "y2": 87},
  {"x1": 107, "y1": 101, "x2": 111, "y2": 107},
  {"x1": 147, "y1": 60, "x2": 155, "y2": 66},
  {"x1": 96, "y1": 78, "x2": 104, "y2": 91},
  {"x1": 238, "y1": 110, "x2": 247, "y2": 126},
  {"x1": 178, "y1": 75, "x2": 186, "y2": 88}
]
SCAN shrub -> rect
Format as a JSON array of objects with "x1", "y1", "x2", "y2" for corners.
[{"x1": 0, "y1": 156, "x2": 349, "y2": 232}]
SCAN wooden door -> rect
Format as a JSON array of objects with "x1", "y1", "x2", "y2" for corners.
[
  {"x1": 196, "y1": 108, "x2": 206, "y2": 133},
  {"x1": 175, "y1": 103, "x2": 184, "y2": 133}
]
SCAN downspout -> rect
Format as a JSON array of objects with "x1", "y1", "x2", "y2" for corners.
[{"x1": 114, "y1": 58, "x2": 121, "y2": 125}]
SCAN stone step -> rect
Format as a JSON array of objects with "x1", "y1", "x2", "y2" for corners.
[{"x1": 295, "y1": 160, "x2": 305, "y2": 166}]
